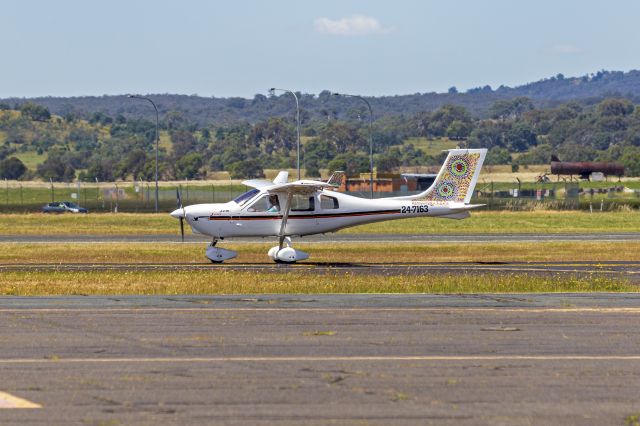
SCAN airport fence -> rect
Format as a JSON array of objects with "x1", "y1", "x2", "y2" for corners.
[
  {"x1": 0, "y1": 180, "x2": 638, "y2": 213},
  {"x1": 0, "y1": 181, "x2": 251, "y2": 213}
]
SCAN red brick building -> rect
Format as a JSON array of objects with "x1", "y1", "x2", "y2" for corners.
[{"x1": 338, "y1": 173, "x2": 436, "y2": 193}]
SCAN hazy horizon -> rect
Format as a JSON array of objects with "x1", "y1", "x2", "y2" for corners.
[
  {"x1": 2, "y1": 67, "x2": 635, "y2": 101},
  {"x1": 2, "y1": 0, "x2": 639, "y2": 98}
]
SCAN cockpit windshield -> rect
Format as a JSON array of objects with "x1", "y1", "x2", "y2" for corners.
[{"x1": 233, "y1": 188, "x2": 259, "y2": 206}]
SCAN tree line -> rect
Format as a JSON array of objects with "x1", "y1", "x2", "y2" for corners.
[
  {"x1": 4, "y1": 69, "x2": 640, "y2": 126},
  {"x1": 1, "y1": 95, "x2": 640, "y2": 181}
]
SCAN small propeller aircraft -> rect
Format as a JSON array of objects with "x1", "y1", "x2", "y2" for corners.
[{"x1": 171, "y1": 148, "x2": 487, "y2": 263}]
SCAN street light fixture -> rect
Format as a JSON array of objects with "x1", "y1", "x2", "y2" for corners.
[
  {"x1": 269, "y1": 88, "x2": 301, "y2": 180},
  {"x1": 127, "y1": 95, "x2": 159, "y2": 212},
  {"x1": 333, "y1": 92, "x2": 374, "y2": 199}
]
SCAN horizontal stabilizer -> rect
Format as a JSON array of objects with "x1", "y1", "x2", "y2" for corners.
[{"x1": 439, "y1": 211, "x2": 470, "y2": 220}]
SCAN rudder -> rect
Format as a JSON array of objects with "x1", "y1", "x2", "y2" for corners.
[{"x1": 413, "y1": 149, "x2": 487, "y2": 204}]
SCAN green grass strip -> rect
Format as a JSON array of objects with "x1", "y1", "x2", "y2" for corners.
[
  {"x1": 0, "y1": 211, "x2": 639, "y2": 235},
  {"x1": 0, "y1": 271, "x2": 634, "y2": 296}
]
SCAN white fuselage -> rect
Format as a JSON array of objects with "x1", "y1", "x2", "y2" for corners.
[{"x1": 181, "y1": 189, "x2": 466, "y2": 239}]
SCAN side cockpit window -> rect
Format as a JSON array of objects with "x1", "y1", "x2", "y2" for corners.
[
  {"x1": 247, "y1": 195, "x2": 280, "y2": 212},
  {"x1": 291, "y1": 195, "x2": 315, "y2": 212},
  {"x1": 320, "y1": 195, "x2": 339, "y2": 210}
]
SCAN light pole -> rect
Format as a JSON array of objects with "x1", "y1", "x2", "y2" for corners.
[
  {"x1": 269, "y1": 88, "x2": 301, "y2": 180},
  {"x1": 128, "y1": 95, "x2": 159, "y2": 212},
  {"x1": 333, "y1": 93, "x2": 374, "y2": 199}
]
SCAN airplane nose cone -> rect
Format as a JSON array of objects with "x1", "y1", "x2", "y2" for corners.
[{"x1": 170, "y1": 208, "x2": 184, "y2": 219}]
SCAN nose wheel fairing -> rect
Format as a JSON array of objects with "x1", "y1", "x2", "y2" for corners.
[{"x1": 205, "y1": 242, "x2": 238, "y2": 263}]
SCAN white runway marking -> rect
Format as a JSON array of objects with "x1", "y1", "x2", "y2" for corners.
[
  {"x1": 0, "y1": 391, "x2": 41, "y2": 409},
  {"x1": 1, "y1": 355, "x2": 640, "y2": 364},
  {"x1": 1, "y1": 307, "x2": 640, "y2": 313}
]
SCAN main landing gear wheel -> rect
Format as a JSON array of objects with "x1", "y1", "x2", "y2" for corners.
[
  {"x1": 205, "y1": 240, "x2": 237, "y2": 263},
  {"x1": 268, "y1": 237, "x2": 309, "y2": 263}
]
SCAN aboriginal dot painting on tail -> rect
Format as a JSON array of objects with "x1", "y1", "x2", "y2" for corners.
[{"x1": 416, "y1": 151, "x2": 482, "y2": 203}]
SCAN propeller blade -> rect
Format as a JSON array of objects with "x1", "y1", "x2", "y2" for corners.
[
  {"x1": 176, "y1": 187, "x2": 182, "y2": 209},
  {"x1": 176, "y1": 186, "x2": 186, "y2": 242}
]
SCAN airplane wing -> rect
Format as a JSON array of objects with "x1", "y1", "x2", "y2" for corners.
[
  {"x1": 266, "y1": 180, "x2": 333, "y2": 194},
  {"x1": 243, "y1": 171, "x2": 291, "y2": 189},
  {"x1": 243, "y1": 178, "x2": 332, "y2": 202},
  {"x1": 242, "y1": 179, "x2": 275, "y2": 189}
]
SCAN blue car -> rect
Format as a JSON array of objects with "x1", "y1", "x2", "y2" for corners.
[{"x1": 42, "y1": 201, "x2": 88, "y2": 214}]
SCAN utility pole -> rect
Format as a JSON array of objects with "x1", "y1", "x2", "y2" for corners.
[
  {"x1": 269, "y1": 88, "x2": 301, "y2": 180},
  {"x1": 128, "y1": 95, "x2": 160, "y2": 212},
  {"x1": 332, "y1": 93, "x2": 374, "y2": 198}
]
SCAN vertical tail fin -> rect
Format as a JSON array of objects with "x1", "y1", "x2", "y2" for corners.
[
  {"x1": 273, "y1": 171, "x2": 289, "y2": 184},
  {"x1": 327, "y1": 171, "x2": 345, "y2": 187},
  {"x1": 412, "y1": 149, "x2": 487, "y2": 204}
]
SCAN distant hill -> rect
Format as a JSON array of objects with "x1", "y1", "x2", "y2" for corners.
[{"x1": 3, "y1": 69, "x2": 640, "y2": 126}]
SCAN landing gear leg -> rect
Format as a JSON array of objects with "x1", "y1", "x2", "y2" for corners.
[
  {"x1": 267, "y1": 193, "x2": 309, "y2": 263},
  {"x1": 205, "y1": 239, "x2": 237, "y2": 263}
]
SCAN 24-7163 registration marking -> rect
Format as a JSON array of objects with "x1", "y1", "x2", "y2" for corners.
[{"x1": 401, "y1": 205, "x2": 429, "y2": 214}]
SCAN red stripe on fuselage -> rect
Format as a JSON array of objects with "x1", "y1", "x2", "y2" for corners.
[{"x1": 206, "y1": 209, "x2": 400, "y2": 221}]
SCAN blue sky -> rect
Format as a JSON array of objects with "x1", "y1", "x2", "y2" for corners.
[{"x1": 2, "y1": 0, "x2": 639, "y2": 98}]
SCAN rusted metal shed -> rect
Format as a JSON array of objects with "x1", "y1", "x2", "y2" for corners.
[{"x1": 550, "y1": 161, "x2": 624, "y2": 179}]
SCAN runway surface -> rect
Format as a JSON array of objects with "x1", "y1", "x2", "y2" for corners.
[
  {"x1": 1, "y1": 232, "x2": 639, "y2": 243},
  {"x1": 1, "y1": 294, "x2": 640, "y2": 425},
  {"x1": 3, "y1": 260, "x2": 639, "y2": 281}
]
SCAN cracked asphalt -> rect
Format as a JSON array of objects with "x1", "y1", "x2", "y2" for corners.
[{"x1": 1, "y1": 294, "x2": 640, "y2": 425}]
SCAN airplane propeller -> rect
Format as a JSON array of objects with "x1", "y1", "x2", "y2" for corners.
[{"x1": 176, "y1": 187, "x2": 185, "y2": 242}]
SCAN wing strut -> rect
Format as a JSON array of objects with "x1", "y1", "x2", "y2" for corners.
[{"x1": 278, "y1": 193, "x2": 293, "y2": 250}]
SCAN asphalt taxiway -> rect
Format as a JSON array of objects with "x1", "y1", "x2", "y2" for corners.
[{"x1": 1, "y1": 294, "x2": 640, "y2": 425}]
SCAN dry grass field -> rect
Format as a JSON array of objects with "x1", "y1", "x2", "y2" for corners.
[
  {"x1": 1, "y1": 210, "x2": 637, "y2": 296},
  {"x1": 0, "y1": 241, "x2": 636, "y2": 295}
]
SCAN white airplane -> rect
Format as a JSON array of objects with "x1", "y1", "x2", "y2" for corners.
[{"x1": 171, "y1": 148, "x2": 487, "y2": 263}]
